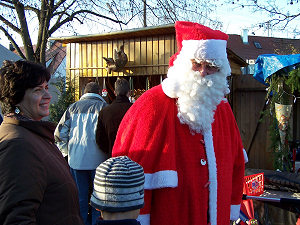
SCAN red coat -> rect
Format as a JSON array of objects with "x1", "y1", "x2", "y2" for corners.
[{"x1": 112, "y1": 85, "x2": 245, "y2": 225}]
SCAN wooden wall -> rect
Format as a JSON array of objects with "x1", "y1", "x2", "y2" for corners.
[
  {"x1": 66, "y1": 35, "x2": 176, "y2": 99},
  {"x1": 232, "y1": 74, "x2": 274, "y2": 169}
]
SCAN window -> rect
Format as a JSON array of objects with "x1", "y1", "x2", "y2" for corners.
[{"x1": 253, "y1": 41, "x2": 262, "y2": 49}]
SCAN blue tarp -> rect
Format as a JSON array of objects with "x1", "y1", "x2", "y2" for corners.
[{"x1": 253, "y1": 54, "x2": 300, "y2": 86}]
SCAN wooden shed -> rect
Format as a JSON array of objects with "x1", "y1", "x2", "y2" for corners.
[{"x1": 50, "y1": 24, "x2": 246, "y2": 103}]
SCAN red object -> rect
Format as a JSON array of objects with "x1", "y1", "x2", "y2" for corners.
[
  {"x1": 240, "y1": 199, "x2": 255, "y2": 225},
  {"x1": 112, "y1": 85, "x2": 245, "y2": 225},
  {"x1": 169, "y1": 21, "x2": 229, "y2": 66},
  {"x1": 243, "y1": 173, "x2": 264, "y2": 196},
  {"x1": 175, "y1": 21, "x2": 228, "y2": 50}
]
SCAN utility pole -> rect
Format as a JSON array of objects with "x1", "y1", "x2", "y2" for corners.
[
  {"x1": 143, "y1": 0, "x2": 147, "y2": 27},
  {"x1": 265, "y1": 21, "x2": 271, "y2": 37}
]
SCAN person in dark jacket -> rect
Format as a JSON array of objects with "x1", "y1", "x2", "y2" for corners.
[
  {"x1": 0, "y1": 60, "x2": 83, "y2": 225},
  {"x1": 96, "y1": 78, "x2": 132, "y2": 155},
  {"x1": 90, "y1": 156, "x2": 144, "y2": 225}
]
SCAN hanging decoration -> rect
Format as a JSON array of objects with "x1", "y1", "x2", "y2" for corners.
[
  {"x1": 275, "y1": 103, "x2": 292, "y2": 145},
  {"x1": 102, "y1": 77, "x2": 108, "y2": 97},
  {"x1": 253, "y1": 54, "x2": 300, "y2": 171}
]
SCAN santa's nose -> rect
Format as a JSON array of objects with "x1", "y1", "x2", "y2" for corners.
[{"x1": 198, "y1": 67, "x2": 208, "y2": 77}]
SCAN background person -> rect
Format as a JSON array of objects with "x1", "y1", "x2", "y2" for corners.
[
  {"x1": 0, "y1": 60, "x2": 83, "y2": 225},
  {"x1": 55, "y1": 82, "x2": 108, "y2": 225},
  {"x1": 112, "y1": 21, "x2": 247, "y2": 225},
  {"x1": 96, "y1": 78, "x2": 132, "y2": 155},
  {"x1": 90, "y1": 156, "x2": 144, "y2": 225}
]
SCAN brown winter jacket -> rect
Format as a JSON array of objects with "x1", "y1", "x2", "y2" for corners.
[
  {"x1": 0, "y1": 116, "x2": 83, "y2": 225},
  {"x1": 96, "y1": 95, "x2": 132, "y2": 155}
]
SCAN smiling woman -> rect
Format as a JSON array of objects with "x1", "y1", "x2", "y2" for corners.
[
  {"x1": 0, "y1": 60, "x2": 84, "y2": 225},
  {"x1": 17, "y1": 81, "x2": 51, "y2": 121}
]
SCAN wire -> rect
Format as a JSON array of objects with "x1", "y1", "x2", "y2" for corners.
[{"x1": 280, "y1": 89, "x2": 300, "y2": 103}]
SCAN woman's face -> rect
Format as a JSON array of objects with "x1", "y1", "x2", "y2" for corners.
[{"x1": 18, "y1": 81, "x2": 52, "y2": 121}]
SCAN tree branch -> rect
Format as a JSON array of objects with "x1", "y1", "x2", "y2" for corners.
[
  {"x1": 12, "y1": 0, "x2": 35, "y2": 61},
  {"x1": 53, "y1": 0, "x2": 68, "y2": 12},
  {"x1": 0, "y1": 14, "x2": 21, "y2": 33},
  {"x1": 0, "y1": 2, "x2": 14, "y2": 9},
  {"x1": 49, "y1": 9, "x2": 127, "y2": 35},
  {"x1": 0, "y1": 26, "x2": 25, "y2": 59}
]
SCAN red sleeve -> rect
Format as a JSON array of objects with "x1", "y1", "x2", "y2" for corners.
[{"x1": 112, "y1": 85, "x2": 178, "y2": 175}]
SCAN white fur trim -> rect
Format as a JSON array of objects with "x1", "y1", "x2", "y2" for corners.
[
  {"x1": 137, "y1": 214, "x2": 150, "y2": 225},
  {"x1": 243, "y1": 149, "x2": 248, "y2": 163},
  {"x1": 203, "y1": 128, "x2": 218, "y2": 225},
  {"x1": 181, "y1": 39, "x2": 227, "y2": 60},
  {"x1": 161, "y1": 78, "x2": 178, "y2": 98},
  {"x1": 144, "y1": 170, "x2": 178, "y2": 190},
  {"x1": 230, "y1": 204, "x2": 241, "y2": 220}
]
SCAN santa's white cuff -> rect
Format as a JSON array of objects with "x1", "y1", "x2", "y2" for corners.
[
  {"x1": 144, "y1": 170, "x2": 178, "y2": 190},
  {"x1": 137, "y1": 214, "x2": 150, "y2": 225},
  {"x1": 230, "y1": 204, "x2": 241, "y2": 220},
  {"x1": 243, "y1": 149, "x2": 248, "y2": 163}
]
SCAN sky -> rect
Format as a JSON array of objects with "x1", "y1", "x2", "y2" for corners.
[
  {"x1": 214, "y1": 1, "x2": 299, "y2": 39},
  {"x1": 0, "y1": 1, "x2": 299, "y2": 49}
]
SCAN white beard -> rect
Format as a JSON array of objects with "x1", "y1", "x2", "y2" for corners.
[{"x1": 162, "y1": 59, "x2": 230, "y2": 134}]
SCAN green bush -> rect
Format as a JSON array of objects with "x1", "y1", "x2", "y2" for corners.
[{"x1": 49, "y1": 76, "x2": 75, "y2": 123}]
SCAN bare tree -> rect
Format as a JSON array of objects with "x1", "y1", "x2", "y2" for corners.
[
  {"x1": 106, "y1": 0, "x2": 222, "y2": 29},
  {"x1": 0, "y1": 0, "x2": 129, "y2": 65},
  {"x1": 0, "y1": 0, "x2": 221, "y2": 65},
  {"x1": 230, "y1": 0, "x2": 300, "y2": 36}
]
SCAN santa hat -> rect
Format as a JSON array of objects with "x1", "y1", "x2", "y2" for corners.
[{"x1": 169, "y1": 21, "x2": 229, "y2": 67}]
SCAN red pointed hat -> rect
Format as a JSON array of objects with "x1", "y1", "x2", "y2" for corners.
[{"x1": 169, "y1": 21, "x2": 229, "y2": 67}]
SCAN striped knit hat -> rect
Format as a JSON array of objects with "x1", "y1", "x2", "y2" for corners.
[{"x1": 90, "y1": 156, "x2": 145, "y2": 212}]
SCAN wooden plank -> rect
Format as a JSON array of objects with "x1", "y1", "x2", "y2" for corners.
[
  {"x1": 102, "y1": 41, "x2": 108, "y2": 77},
  {"x1": 97, "y1": 42, "x2": 103, "y2": 77},
  {"x1": 146, "y1": 37, "x2": 153, "y2": 75},
  {"x1": 92, "y1": 42, "x2": 97, "y2": 77},
  {"x1": 153, "y1": 36, "x2": 159, "y2": 74},
  {"x1": 134, "y1": 37, "x2": 141, "y2": 75},
  {"x1": 140, "y1": 37, "x2": 147, "y2": 75},
  {"x1": 126, "y1": 38, "x2": 135, "y2": 76},
  {"x1": 158, "y1": 36, "x2": 165, "y2": 74},
  {"x1": 164, "y1": 35, "x2": 171, "y2": 74},
  {"x1": 81, "y1": 43, "x2": 87, "y2": 77},
  {"x1": 87, "y1": 42, "x2": 92, "y2": 77}
]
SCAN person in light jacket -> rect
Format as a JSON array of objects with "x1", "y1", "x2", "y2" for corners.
[{"x1": 55, "y1": 82, "x2": 108, "y2": 225}]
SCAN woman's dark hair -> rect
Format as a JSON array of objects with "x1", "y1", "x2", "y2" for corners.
[{"x1": 0, "y1": 60, "x2": 51, "y2": 115}]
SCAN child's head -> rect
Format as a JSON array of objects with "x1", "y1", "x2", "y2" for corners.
[{"x1": 90, "y1": 156, "x2": 145, "y2": 219}]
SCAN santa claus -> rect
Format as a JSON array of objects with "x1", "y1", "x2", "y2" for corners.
[{"x1": 112, "y1": 21, "x2": 247, "y2": 225}]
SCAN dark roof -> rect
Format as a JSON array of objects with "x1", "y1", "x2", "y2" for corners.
[
  {"x1": 228, "y1": 34, "x2": 300, "y2": 61},
  {"x1": 0, "y1": 44, "x2": 21, "y2": 66},
  {"x1": 49, "y1": 24, "x2": 175, "y2": 43},
  {"x1": 46, "y1": 41, "x2": 66, "y2": 75}
]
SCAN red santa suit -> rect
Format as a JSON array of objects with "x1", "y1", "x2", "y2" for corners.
[
  {"x1": 112, "y1": 21, "x2": 246, "y2": 225},
  {"x1": 112, "y1": 84, "x2": 245, "y2": 225}
]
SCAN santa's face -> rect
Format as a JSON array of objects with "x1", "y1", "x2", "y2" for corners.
[
  {"x1": 162, "y1": 57, "x2": 230, "y2": 134},
  {"x1": 191, "y1": 59, "x2": 220, "y2": 77}
]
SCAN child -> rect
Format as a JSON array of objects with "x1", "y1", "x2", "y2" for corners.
[{"x1": 90, "y1": 156, "x2": 145, "y2": 225}]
